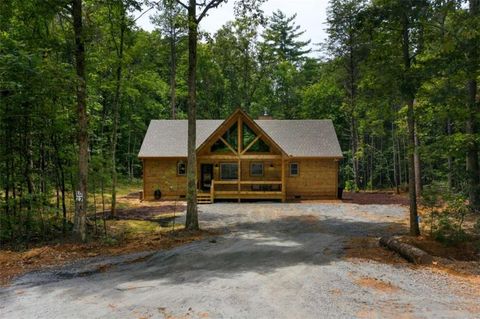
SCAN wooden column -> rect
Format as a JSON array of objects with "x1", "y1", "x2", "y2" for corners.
[
  {"x1": 237, "y1": 158, "x2": 241, "y2": 202},
  {"x1": 142, "y1": 158, "x2": 145, "y2": 201},
  {"x1": 335, "y1": 159, "x2": 339, "y2": 199},
  {"x1": 237, "y1": 117, "x2": 242, "y2": 202},
  {"x1": 238, "y1": 117, "x2": 243, "y2": 153},
  {"x1": 281, "y1": 157, "x2": 286, "y2": 202}
]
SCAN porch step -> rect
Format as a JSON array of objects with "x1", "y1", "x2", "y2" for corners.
[{"x1": 197, "y1": 193, "x2": 212, "y2": 204}]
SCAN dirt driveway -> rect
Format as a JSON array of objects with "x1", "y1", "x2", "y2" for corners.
[{"x1": 1, "y1": 203, "x2": 479, "y2": 318}]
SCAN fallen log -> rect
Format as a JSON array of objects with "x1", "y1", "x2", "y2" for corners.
[{"x1": 379, "y1": 236, "x2": 433, "y2": 265}]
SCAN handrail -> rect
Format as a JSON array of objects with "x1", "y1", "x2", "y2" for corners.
[
  {"x1": 240, "y1": 181, "x2": 282, "y2": 185},
  {"x1": 212, "y1": 180, "x2": 239, "y2": 185},
  {"x1": 214, "y1": 180, "x2": 282, "y2": 185}
]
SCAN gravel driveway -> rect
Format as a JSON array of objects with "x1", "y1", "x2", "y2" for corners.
[{"x1": 1, "y1": 203, "x2": 479, "y2": 319}]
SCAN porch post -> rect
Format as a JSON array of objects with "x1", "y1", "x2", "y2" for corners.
[
  {"x1": 238, "y1": 116, "x2": 242, "y2": 203},
  {"x1": 281, "y1": 156, "x2": 286, "y2": 202},
  {"x1": 237, "y1": 157, "x2": 241, "y2": 202}
]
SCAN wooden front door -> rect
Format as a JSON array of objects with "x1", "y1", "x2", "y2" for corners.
[{"x1": 200, "y1": 164, "x2": 214, "y2": 191}]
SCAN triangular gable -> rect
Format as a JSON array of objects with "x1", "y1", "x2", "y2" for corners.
[{"x1": 196, "y1": 108, "x2": 287, "y2": 156}]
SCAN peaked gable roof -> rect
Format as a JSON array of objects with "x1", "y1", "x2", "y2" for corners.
[
  {"x1": 138, "y1": 114, "x2": 343, "y2": 158},
  {"x1": 196, "y1": 108, "x2": 287, "y2": 156}
]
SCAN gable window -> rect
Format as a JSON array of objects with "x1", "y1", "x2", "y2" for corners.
[
  {"x1": 289, "y1": 163, "x2": 299, "y2": 177},
  {"x1": 220, "y1": 163, "x2": 238, "y2": 180},
  {"x1": 243, "y1": 123, "x2": 270, "y2": 153},
  {"x1": 211, "y1": 139, "x2": 231, "y2": 153},
  {"x1": 209, "y1": 120, "x2": 272, "y2": 154},
  {"x1": 247, "y1": 138, "x2": 270, "y2": 153},
  {"x1": 250, "y1": 163, "x2": 264, "y2": 177},
  {"x1": 242, "y1": 123, "x2": 257, "y2": 149},
  {"x1": 177, "y1": 161, "x2": 186, "y2": 176},
  {"x1": 211, "y1": 122, "x2": 238, "y2": 153}
]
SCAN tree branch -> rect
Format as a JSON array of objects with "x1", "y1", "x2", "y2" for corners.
[
  {"x1": 197, "y1": 0, "x2": 225, "y2": 23},
  {"x1": 174, "y1": 0, "x2": 189, "y2": 10}
]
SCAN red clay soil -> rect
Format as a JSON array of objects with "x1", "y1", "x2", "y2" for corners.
[{"x1": 342, "y1": 191, "x2": 409, "y2": 206}]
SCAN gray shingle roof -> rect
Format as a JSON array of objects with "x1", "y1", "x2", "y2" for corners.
[{"x1": 138, "y1": 119, "x2": 343, "y2": 158}]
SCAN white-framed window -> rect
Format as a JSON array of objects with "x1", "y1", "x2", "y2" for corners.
[
  {"x1": 289, "y1": 163, "x2": 299, "y2": 176},
  {"x1": 177, "y1": 161, "x2": 186, "y2": 176},
  {"x1": 220, "y1": 163, "x2": 238, "y2": 180},
  {"x1": 250, "y1": 162, "x2": 264, "y2": 177}
]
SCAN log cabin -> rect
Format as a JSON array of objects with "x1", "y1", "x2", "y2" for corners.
[{"x1": 138, "y1": 108, "x2": 343, "y2": 203}]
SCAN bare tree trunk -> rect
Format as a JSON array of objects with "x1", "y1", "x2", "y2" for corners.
[
  {"x1": 351, "y1": 117, "x2": 360, "y2": 191},
  {"x1": 185, "y1": 0, "x2": 199, "y2": 230},
  {"x1": 466, "y1": 0, "x2": 480, "y2": 211},
  {"x1": 73, "y1": 0, "x2": 88, "y2": 241},
  {"x1": 402, "y1": 14, "x2": 420, "y2": 236},
  {"x1": 170, "y1": 31, "x2": 177, "y2": 119},
  {"x1": 447, "y1": 118, "x2": 454, "y2": 190},
  {"x1": 407, "y1": 99, "x2": 420, "y2": 236},
  {"x1": 24, "y1": 117, "x2": 34, "y2": 242},
  {"x1": 414, "y1": 121, "x2": 422, "y2": 198},
  {"x1": 52, "y1": 134, "x2": 68, "y2": 234},
  {"x1": 60, "y1": 164, "x2": 67, "y2": 234},
  {"x1": 392, "y1": 121, "x2": 400, "y2": 194},
  {"x1": 110, "y1": 7, "x2": 126, "y2": 218},
  {"x1": 466, "y1": 78, "x2": 480, "y2": 209}
]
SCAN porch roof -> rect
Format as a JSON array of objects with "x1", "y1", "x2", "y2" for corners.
[{"x1": 138, "y1": 119, "x2": 343, "y2": 158}]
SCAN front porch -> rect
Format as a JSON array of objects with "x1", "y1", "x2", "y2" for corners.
[
  {"x1": 196, "y1": 157, "x2": 286, "y2": 203},
  {"x1": 194, "y1": 109, "x2": 289, "y2": 204}
]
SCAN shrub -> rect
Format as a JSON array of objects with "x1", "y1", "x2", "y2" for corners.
[
  {"x1": 421, "y1": 183, "x2": 470, "y2": 245},
  {"x1": 433, "y1": 194, "x2": 469, "y2": 245}
]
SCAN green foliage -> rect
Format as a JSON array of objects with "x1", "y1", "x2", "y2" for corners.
[
  {"x1": 263, "y1": 10, "x2": 311, "y2": 64},
  {"x1": 1, "y1": 0, "x2": 480, "y2": 245},
  {"x1": 422, "y1": 185, "x2": 470, "y2": 245}
]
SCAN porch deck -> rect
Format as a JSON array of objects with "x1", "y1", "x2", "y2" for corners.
[{"x1": 199, "y1": 180, "x2": 284, "y2": 203}]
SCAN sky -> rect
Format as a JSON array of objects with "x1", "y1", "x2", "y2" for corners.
[{"x1": 136, "y1": 0, "x2": 330, "y2": 54}]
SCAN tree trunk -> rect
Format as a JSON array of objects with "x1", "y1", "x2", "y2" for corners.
[
  {"x1": 52, "y1": 134, "x2": 68, "y2": 234},
  {"x1": 351, "y1": 117, "x2": 360, "y2": 191},
  {"x1": 414, "y1": 122, "x2": 422, "y2": 198},
  {"x1": 24, "y1": 116, "x2": 34, "y2": 241},
  {"x1": 392, "y1": 121, "x2": 400, "y2": 194},
  {"x1": 170, "y1": 30, "x2": 177, "y2": 119},
  {"x1": 73, "y1": 0, "x2": 88, "y2": 241},
  {"x1": 110, "y1": 9, "x2": 126, "y2": 217},
  {"x1": 380, "y1": 236, "x2": 432, "y2": 265},
  {"x1": 466, "y1": 0, "x2": 480, "y2": 211},
  {"x1": 402, "y1": 13, "x2": 420, "y2": 236},
  {"x1": 407, "y1": 99, "x2": 420, "y2": 236},
  {"x1": 185, "y1": 0, "x2": 199, "y2": 230},
  {"x1": 466, "y1": 78, "x2": 480, "y2": 210},
  {"x1": 447, "y1": 118, "x2": 454, "y2": 190}
]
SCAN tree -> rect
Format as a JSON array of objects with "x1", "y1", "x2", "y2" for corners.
[
  {"x1": 327, "y1": 0, "x2": 369, "y2": 191},
  {"x1": 372, "y1": 0, "x2": 432, "y2": 236},
  {"x1": 72, "y1": 0, "x2": 89, "y2": 241},
  {"x1": 465, "y1": 0, "x2": 480, "y2": 210},
  {"x1": 152, "y1": 0, "x2": 187, "y2": 119},
  {"x1": 262, "y1": 10, "x2": 311, "y2": 118},
  {"x1": 172, "y1": 0, "x2": 265, "y2": 230},
  {"x1": 173, "y1": 0, "x2": 226, "y2": 230},
  {"x1": 105, "y1": 0, "x2": 142, "y2": 217},
  {"x1": 263, "y1": 10, "x2": 311, "y2": 64}
]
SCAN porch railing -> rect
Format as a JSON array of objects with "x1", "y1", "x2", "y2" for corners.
[{"x1": 210, "y1": 180, "x2": 283, "y2": 201}]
